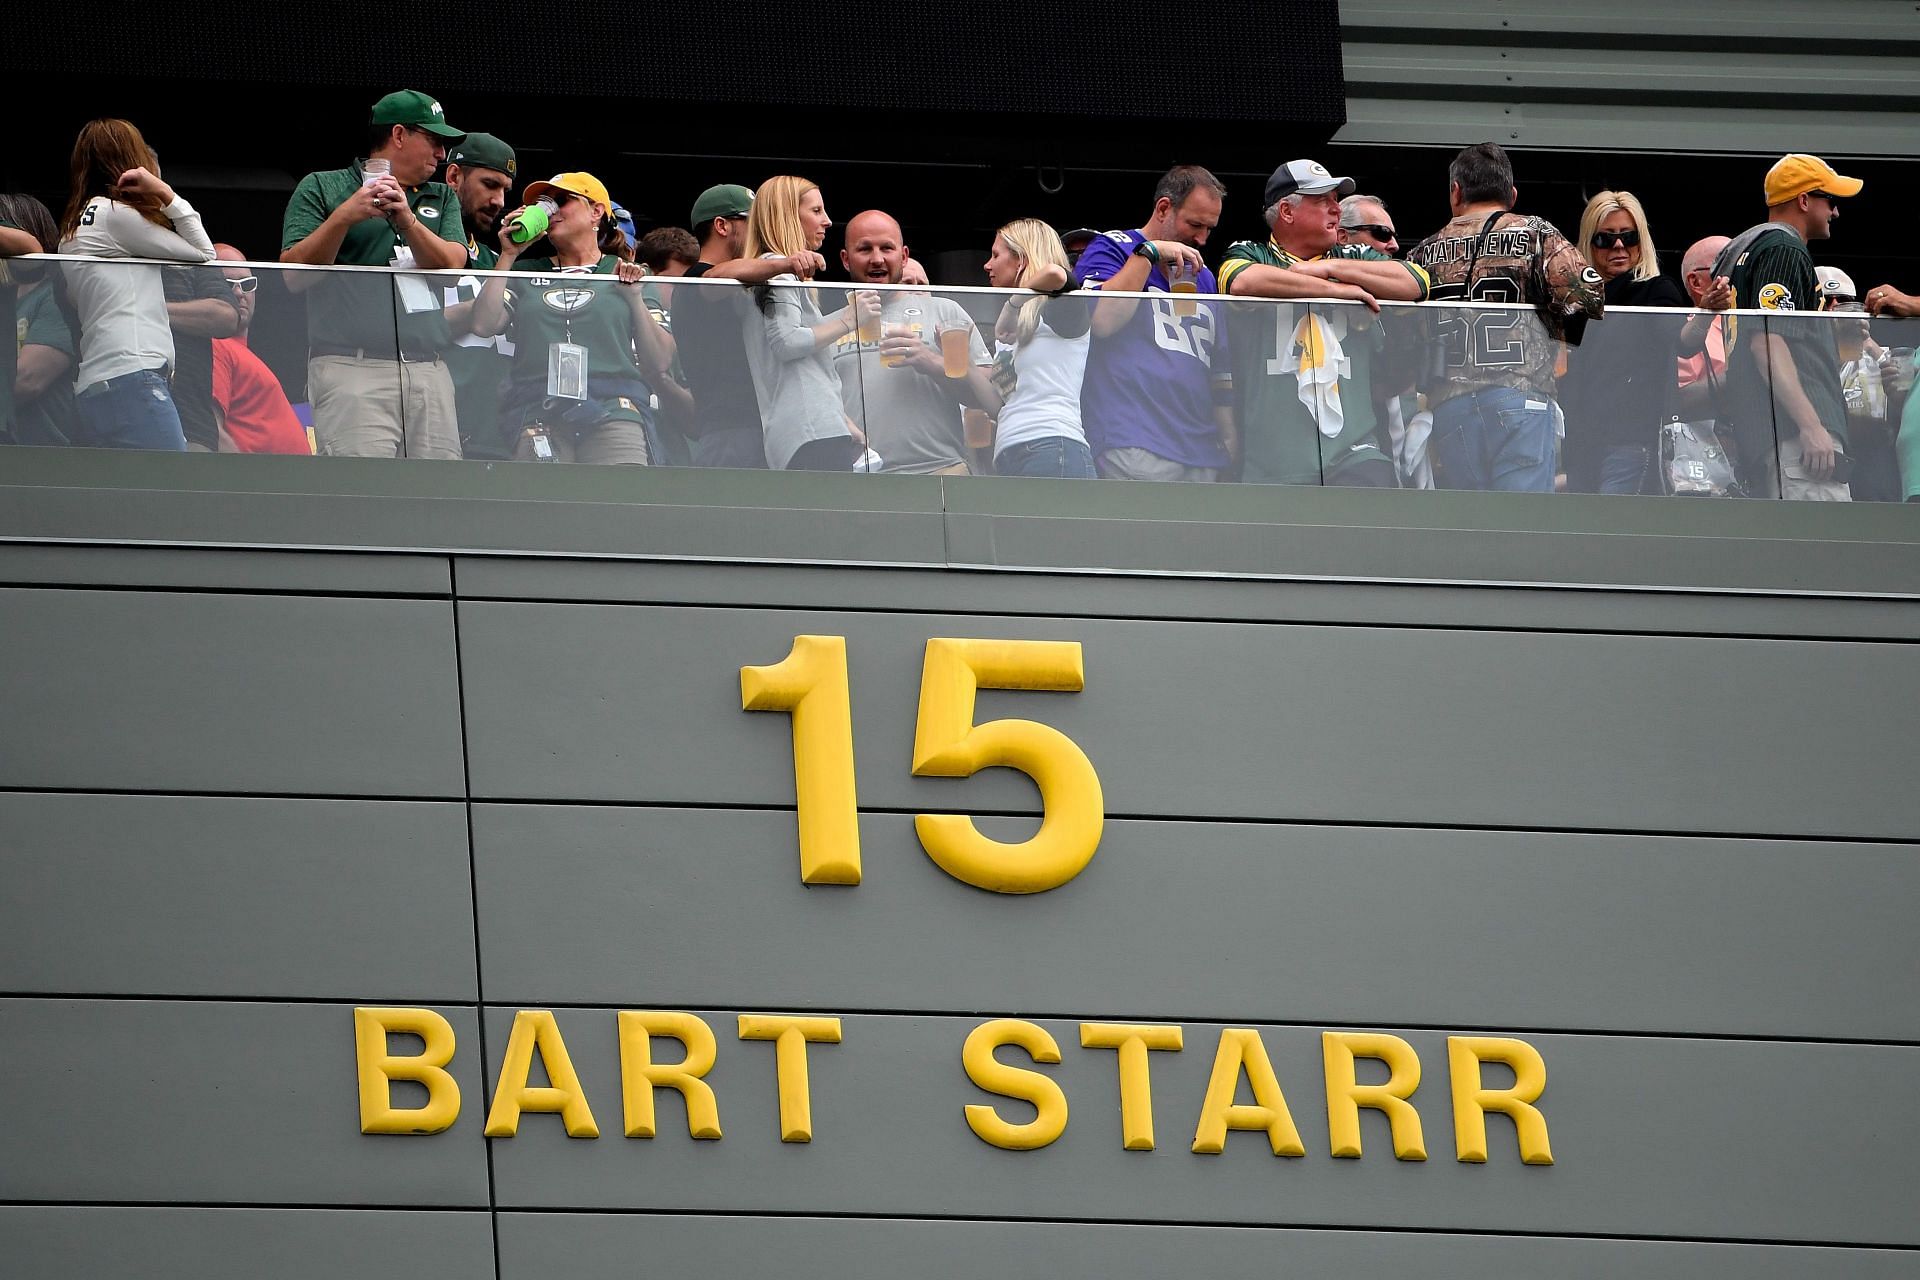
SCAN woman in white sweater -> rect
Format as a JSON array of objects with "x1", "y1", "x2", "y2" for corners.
[
  {"x1": 58, "y1": 119, "x2": 215, "y2": 450},
  {"x1": 739, "y1": 174, "x2": 877, "y2": 470}
]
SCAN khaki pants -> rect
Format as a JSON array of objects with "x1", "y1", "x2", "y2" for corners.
[
  {"x1": 1767, "y1": 433, "x2": 1853, "y2": 502},
  {"x1": 511, "y1": 419, "x2": 651, "y2": 465},
  {"x1": 308, "y1": 354, "x2": 462, "y2": 460}
]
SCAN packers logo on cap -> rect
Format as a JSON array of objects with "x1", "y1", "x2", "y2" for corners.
[{"x1": 1758, "y1": 282, "x2": 1794, "y2": 311}]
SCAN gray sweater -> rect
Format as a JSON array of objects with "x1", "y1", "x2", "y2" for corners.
[{"x1": 742, "y1": 269, "x2": 849, "y2": 469}]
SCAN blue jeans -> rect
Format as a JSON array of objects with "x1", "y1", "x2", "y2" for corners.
[
  {"x1": 996, "y1": 436, "x2": 1097, "y2": 479},
  {"x1": 1431, "y1": 386, "x2": 1555, "y2": 492},
  {"x1": 1597, "y1": 444, "x2": 1654, "y2": 496},
  {"x1": 73, "y1": 368, "x2": 188, "y2": 451}
]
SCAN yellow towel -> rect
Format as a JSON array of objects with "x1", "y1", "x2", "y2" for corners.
[{"x1": 1293, "y1": 309, "x2": 1350, "y2": 439}]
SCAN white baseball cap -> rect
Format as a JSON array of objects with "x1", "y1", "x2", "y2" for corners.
[{"x1": 1815, "y1": 266, "x2": 1857, "y2": 300}]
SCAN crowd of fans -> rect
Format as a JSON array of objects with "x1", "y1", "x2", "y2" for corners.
[{"x1": 5, "y1": 91, "x2": 1920, "y2": 502}]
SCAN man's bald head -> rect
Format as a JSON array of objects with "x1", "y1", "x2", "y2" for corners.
[
  {"x1": 842, "y1": 209, "x2": 908, "y2": 285},
  {"x1": 212, "y1": 243, "x2": 256, "y2": 330},
  {"x1": 1682, "y1": 235, "x2": 1731, "y2": 305}
]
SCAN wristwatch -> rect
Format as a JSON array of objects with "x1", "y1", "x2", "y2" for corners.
[{"x1": 1131, "y1": 239, "x2": 1161, "y2": 265}]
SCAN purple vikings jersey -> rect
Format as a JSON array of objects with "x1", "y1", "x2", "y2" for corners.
[{"x1": 1074, "y1": 228, "x2": 1231, "y2": 468}]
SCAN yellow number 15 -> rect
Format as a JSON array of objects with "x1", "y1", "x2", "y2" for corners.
[{"x1": 741, "y1": 636, "x2": 1104, "y2": 895}]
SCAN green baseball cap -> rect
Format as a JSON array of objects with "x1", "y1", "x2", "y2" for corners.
[
  {"x1": 370, "y1": 90, "x2": 465, "y2": 141},
  {"x1": 448, "y1": 132, "x2": 516, "y2": 180},
  {"x1": 691, "y1": 183, "x2": 754, "y2": 227}
]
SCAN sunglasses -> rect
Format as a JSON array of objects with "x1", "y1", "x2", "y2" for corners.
[
  {"x1": 1590, "y1": 229, "x2": 1641, "y2": 249},
  {"x1": 1342, "y1": 222, "x2": 1397, "y2": 241},
  {"x1": 1808, "y1": 190, "x2": 1845, "y2": 204},
  {"x1": 228, "y1": 275, "x2": 259, "y2": 294}
]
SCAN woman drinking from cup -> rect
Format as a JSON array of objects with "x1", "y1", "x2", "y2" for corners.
[
  {"x1": 469, "y1": 171, "x2": 673, "y2": 465},
  {"x1": 982, "y1": 219, "x2": 1096, "y2": 478}
]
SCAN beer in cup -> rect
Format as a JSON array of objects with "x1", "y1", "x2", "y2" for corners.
[{"x1": 939, "y1": 322, "x2": 970, "y2": 379}]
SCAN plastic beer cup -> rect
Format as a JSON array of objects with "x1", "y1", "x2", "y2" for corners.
[
  {"x1": 879, "y1": 324, "x2": 909, "y2": 368},
  {"x1": 1169, "y1": 261, "x2": 1198, "y2": 317},
  {"x1": 856, "y1": 291, "x2": 882, "y2": 345},
  {"x1": 939, "y1": 323, "x2": 970, "y2": 378}
]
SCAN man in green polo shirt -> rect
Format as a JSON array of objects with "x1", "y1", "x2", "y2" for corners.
[
  {"x1": 442, "y1": 132, "x2": 517, "y2": 459},
  {"x1": 1713, "y1": 153, "x2": 1862, "y2": 500},
  {"x1": 1219, "y1": 159, "x2": 1430, "y2": 487},
  {"x1": 281, "y1": 89, "x2": 469, "y2": 459}
]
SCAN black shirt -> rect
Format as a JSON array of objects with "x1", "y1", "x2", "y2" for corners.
[
  {"x1": 671, "y1": 261, "x2": 762, "y2": 439},
  {"x1": 1559, "y1": 271, "x2": 1687, "y2": 462},
  {"x1": 163, "y1": 265, "x2": 242, "y2": 449}
]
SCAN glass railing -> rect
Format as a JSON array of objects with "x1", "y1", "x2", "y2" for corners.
[{"x1": 8, "y1": 255, "x2": 1918, "y2": 503}]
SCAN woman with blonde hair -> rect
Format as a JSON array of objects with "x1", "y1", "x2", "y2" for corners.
[
  {"x1": 57, "y1": 118, "x2": 215, "y2": 451},
  {"x1": 981, "y1": 218, "x2": 1095, "y2": 478},
  {"x1": 1560, "y1": 189, "x2": 1716, "y2": 493},
  {"x1": 740, "y1": 174, "x2": 877, "y2": 470}
]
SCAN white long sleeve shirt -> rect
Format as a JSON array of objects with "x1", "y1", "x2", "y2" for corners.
[{"x1": 59, "y1": 194, "x2": 215, "y2": 391}]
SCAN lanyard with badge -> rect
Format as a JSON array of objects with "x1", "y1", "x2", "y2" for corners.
[{"x1": 547, "y1": 265, "x2": 591, "y2": 402}]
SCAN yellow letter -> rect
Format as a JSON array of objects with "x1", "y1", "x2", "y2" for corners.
[
  {"x1": 911, "y1": 637, "x2": 1103, "y2": 894},
  {"x1": 618, "y1": 1011, "x2": 722, "y2": 1140},
  {"x1": 354, "y1": 1007, "x2": 461, "y2": 1135},
  {"x1": 1079, "y1": 1022, "x2": 1183, "y2": 1150},
  {"x1": 1448, "y1": 1036, "x2": 1553, "y2": 1165},
  {"x1": 737, "y1": 1014, "x2": 842, "y2": 1143},
  {"x1": 963, "y1": 1019, "x2": 1069, "y2": 1149},
  {"x1": 741, "y1": 635, "x2": 862, "y2": 885},
  {"x1": 484, "y1": 1010, "x2": 599, "y2": 1138},
  {"x1": 1191, "y1": 1027, "x2": 1304, "y2": 1156},
  {"x1": 1321, "y1": 1031, "x2": 1427, "y2": 1161}
]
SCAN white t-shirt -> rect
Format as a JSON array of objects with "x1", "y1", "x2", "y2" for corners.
[
  {"x1": 59, "y1": 194, "x2": 215, "y2": 391},
  {"x1": 992, "y1": 316, "x2": 1089, "y2": 454}
]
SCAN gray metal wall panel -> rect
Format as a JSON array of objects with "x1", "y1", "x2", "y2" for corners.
[
  {"x1": 0, "y1": 589, "x2": 464, "y2": 796},
  {"x1": 468, "y1": 805, "x2": 1918, "y2": 1042},
  {"x1": 0, "y1": 1000, "x2": 490, "y2": 1205},
  {"x1": 1, "y1": 794, "x2": 476, "y2": 1001},
  {"x1": 498, "y1": 1214, "x2": 1920, "y2": 1280},
  {"x1": 452, "y1": 556, "x2": 1920, "y2": 642},
  {"x1": 478, "y1": 1008, "x2": 1920, "y2": 1244},
  {"x1": 457, "y1": 602, "x2": 1916, "y2": 839},
  {"x1": 1, "y1": 1207, "x2": 494, "y2": 1280},
  {"x1": 0, "y1": 545, "x2": 449, "y2": 595}
]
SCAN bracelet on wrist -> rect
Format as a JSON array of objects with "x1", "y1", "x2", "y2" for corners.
[{"x1": 1132, "y1": 239, "x2": 1160, "y2": 265}]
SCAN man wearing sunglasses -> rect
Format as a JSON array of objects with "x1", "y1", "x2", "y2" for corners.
[
  {"x1": 1712, "y1": 154, "x2": 1862, "y2": 500},
  {"x1": 209, "y1": 245, "x2": 309, "y2": 454},
  {"x1": 1337, "y1": 194, "x2": 1399, "y2": 258}
]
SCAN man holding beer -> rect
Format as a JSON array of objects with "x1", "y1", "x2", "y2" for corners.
[
  {"x1": 280, "y1": 90, "x2": 470, "y2": 459},
  {"x1": 831, "y1": 210, "x2": 998, "y2": 474}
]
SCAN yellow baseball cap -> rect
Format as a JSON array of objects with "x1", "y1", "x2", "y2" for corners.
[
  {"x1": 1764, "y1": 154, "x2": 1863, "y2": 206},
  {"x1": 524, "y1": 172, "x2": 613, "y2": 216}
]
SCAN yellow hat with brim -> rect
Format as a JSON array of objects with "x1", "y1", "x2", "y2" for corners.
[
  {"x1": 1764, "y1": 154, "x2": 1864, "y2": 205},
  {"x1": 524, "y1": 172, "x2": 613, "y2": 216}
]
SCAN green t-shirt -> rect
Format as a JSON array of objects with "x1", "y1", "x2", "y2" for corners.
[
  {"x1": 13, "y1": 284, "x2": 76, "y2": 446},
  {"x1": 1219, "y1": 240, "x2": 1427, "y2": 484},
  {"x1": 281, "y1": 161, "x2": 467, "y2": 355},
  {"x1": 444, "y1": 234, "x2": 512, "y2": 457},
  {"x1": 1719, "y1": 223, "x2": 1848, "y2": 451},
  {"x1": 503, "y1": 255, "x2": 648, "y2": 425}
]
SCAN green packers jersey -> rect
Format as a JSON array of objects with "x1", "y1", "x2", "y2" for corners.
[
  {"x1": 1219, "y1": 240, "x2": 1423, "y2": 484},
  {"x1": 501, "y1": 256, "x2": 649, "y2": 427},
  {"x1": 1718, "y1": 223, "x2": 1848, "y2": 450}
]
